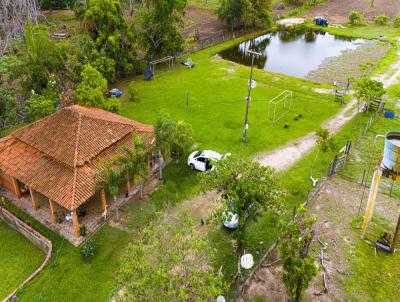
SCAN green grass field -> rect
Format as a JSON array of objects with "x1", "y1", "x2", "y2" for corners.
[
  {"x1": 118, "y1": 36, "x2": 340, "y2": 158},
  {"x1": 0, "y1": 220, "x2": 44, "y2": 300}
]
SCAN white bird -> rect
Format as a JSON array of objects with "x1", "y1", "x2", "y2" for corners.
[{"x1": 310, "y1": 176, "x2": 319, "y2": 187}]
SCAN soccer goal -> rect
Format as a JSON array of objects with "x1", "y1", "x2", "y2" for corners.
[{"x1": 268, "y1": 90, "x2": 293, "y2": 123}]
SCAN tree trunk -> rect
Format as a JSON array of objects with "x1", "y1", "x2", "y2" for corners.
[
  {"x1": 140, "y1": 180, "x2": 144, "y2": 199},
  {"x1": 114, "y1": 196, "x2": 119, "y2": 221},
  {"x1": 158, "y1": 150, "x2": 163, "y2": 181}
]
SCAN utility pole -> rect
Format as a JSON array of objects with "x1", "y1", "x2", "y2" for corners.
[{"x1": 242, "y1": 50, "x2": 261, "y2": 142}]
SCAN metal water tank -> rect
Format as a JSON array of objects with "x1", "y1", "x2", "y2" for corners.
[{"x1": 382, "y1": 131, "x2": 400, "y2": 173}]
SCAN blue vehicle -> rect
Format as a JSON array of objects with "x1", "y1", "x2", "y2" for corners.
[{"x1": 109, "y1": 88, "x2": 123, "y2": 97}]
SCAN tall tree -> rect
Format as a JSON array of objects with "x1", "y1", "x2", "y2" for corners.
[
  {"x1": 171, "y1": 120, "x2": 194, "y2": 163},
  {"x1": 280, "y1": 206, "x2": 317, "y2": 302},
  {"x1": 136, "y1": 0, "x2": 187, "y2": 59},
  {"x1": 85, "y1": 0, "x2": 140, "y2": 76},
  {"x1": 117, "y1": 213, "x2": 228, "y2": 301},
  {"x1": 201, "y1": 156, "x2": 282, "y2": 281}
]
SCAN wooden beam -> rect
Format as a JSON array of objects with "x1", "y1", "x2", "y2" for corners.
[
  {"x1": 29, "y1": 187, "x2": 38, "y2": 210},
  {"x1": 72, "y1": 210, "x2": 80, "y2": 238},
  {"x1": 126, "y1": 172, "x2": 131, "y2": 193},
  {"x1": 49, "y1": 199, "x2": 57, "y2": 223},
  {"x1": 101, "y1": 189, "x2": 107, "y2": 212},
  {"x1": 147, "y1": 159, "x2": 151, "y2": 175},
  {"x1": 12, "y1": 177, "x2": 21, "y2": 198},
  {"x1": 361, "y1": 168, "x2": 382, "y2": 239}
]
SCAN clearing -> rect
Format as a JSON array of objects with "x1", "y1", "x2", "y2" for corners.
[
  {"x1": 0, "y1": 220, "x2": 44, "y2": 300},
  {"x1": 304, "y1": 0, "x2": 400, "y2": 23}
]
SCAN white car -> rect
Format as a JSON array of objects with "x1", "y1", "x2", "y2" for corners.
[{"x1": 187, "y1": 150, "x2": 225, "y2": 172}]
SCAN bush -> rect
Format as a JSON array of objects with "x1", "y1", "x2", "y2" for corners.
[
  {"x1": 394, "y1": 16, "x2": 400, "y2": 27},
  {"x1": 127, "y1": 82, "x2": 138, "y2": 102},
  {"x1": 79, "y1": 225, "x2": 87, "y2": 236},
  {"x1": 102, "y1": 96, "x2": 121, "y2": 113},
  {"x1": 348, "y1": 11, "x2": 363, "y2": 24},
  {"x1": 82, "y1": 238, "x2": 95, "y2": 259},
  {"x1": 25, "y1": 93, "x2": 56, "y2": 123},
  {"x1": 375, "y1": 14, "x2": 390, "y2": 25}
]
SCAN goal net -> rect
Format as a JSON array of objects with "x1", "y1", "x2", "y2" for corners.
[{"x1": 268, "y1": 90, "x2": 293, "y2": 124}]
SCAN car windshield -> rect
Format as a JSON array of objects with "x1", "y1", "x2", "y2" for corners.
[{"x1": 194, "y1": 151, "x2": 202, "y2": 157}]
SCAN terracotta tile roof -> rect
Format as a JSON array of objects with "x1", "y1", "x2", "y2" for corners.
[{"x1": 0, "y1": 105, "x2": 154, "y2": 211}]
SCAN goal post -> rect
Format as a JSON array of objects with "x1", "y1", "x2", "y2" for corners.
[{"x1": 268, "y1": 90, "x2": 293, "y2": 124}]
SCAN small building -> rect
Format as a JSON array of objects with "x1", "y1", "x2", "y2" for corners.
[{"x1": 0, "y1": 105, "x2": 157, "y2": 245}]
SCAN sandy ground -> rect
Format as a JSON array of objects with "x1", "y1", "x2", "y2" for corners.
[
  {"x1": 253, "y1": 98, "x2": 358, "y2": 171},
  {"x1": 184, "y1": 5, "x2": 228, "y2": 41},
  {"x1": 241, "y1": 176, "x2": 400, "y2": 301},
  {"x1": 304, "y1": 0, "x2": 400, "y2": 23}
]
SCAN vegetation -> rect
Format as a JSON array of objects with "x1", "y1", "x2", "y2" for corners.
[
  {"x1": 73, "y1": 64, "x2": 121, "y2": 113},
  {"x1": 81, "y1": 239, "x2": 95, "y2": 259},
  {"x1": 354, "y1": 76, "x2": 385, "y2": 109},
  {"x1": 316, "y1": 127, "x2": 337, "y2": 153},
  {"x1": 117, "y1": 213, "x2": 227, "y2": 301},
  {"x1": 348, "y1": 11, "x2": 363, "y2": 24},
  {"x1": 0, "y1": 88, "x2": 18, "y2": 125},
  {"x1": 394, "y1": 16, "x2": 400, "y2": 28},
  {"x1": 218, "y1": 0, "x2": 272, "y2": 30},
  {"x1": 280, "y1": 206, "x2": 317, "y2": 302},
  {"x1": 25, "y1": 93, "x2": 56, "y2": 123},
  {"x1": 85, "y1": 0, "x2": 140, "y2": 78},
  {"x1": 135, "y1": 0, "x2": 187, "y2": 59},
  {"x1": 374, "y1": 14, "x2": 390, "y2": 26},
  {"x1": 201, "y1": 156, "x2": 282, "y2": 280},
  {"x1": 0, "y1": 220, "x2": 44, "y2": 300}
]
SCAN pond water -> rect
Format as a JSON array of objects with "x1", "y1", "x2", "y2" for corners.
[{"x1": 219, "y1": 30, "x2": 367, "y2": 79}]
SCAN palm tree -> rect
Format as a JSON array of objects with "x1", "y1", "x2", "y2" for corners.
[
  {"x1": 118, "y1": 135, "x2": 151, "y2": 199},
  {"x1": 95, "y1": 159, "x2": 124, "y2": 219},
  {"x1": 155, "y1": 113, "x2": 175, "y2": 181}
]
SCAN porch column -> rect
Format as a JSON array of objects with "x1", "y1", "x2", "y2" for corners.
[
  {"x1": 29, "y1": 187, "x2": 39, "y2": 210},
  {"x1": 12, "y1": 177, "x2": 21, "y2": 198},
  {"x1": 101, "y1": 189, "x2": 107, "y2": 212},
  {"x1": 72, "y1": 210, "x2": 80, "y2": 238},
  {"x1": 48, "y1": 199, "x2": 57, "y2": 223}
]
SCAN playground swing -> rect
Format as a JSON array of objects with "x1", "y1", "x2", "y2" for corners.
[{"x1": 144, "y1": 56, "x2": 174, "y2": 80}]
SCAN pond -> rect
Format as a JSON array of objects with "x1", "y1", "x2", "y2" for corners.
[{"x1": 219, "y1": 30, "x2": 367, "y2": 79}]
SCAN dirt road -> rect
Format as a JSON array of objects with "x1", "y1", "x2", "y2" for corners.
[{"x1": 253, "y1": 98, "x2": 358, "y2": 171}]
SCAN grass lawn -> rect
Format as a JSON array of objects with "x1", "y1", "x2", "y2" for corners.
[
  {"x1": 0, "y1": 220, "x2": 44, "y2": 300},
  {"x1": 118, "y1": 36, "x2": 340, "y2": 158},
  {"x1": 1, "y1": 162, "x2": 198, "y2": 302}
]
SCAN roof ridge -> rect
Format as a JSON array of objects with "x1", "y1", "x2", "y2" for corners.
[{"x1": 71, "y1": 110, "x2": 82, "y2": 210}]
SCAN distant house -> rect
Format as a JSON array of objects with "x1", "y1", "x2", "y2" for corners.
[{"x1": 0, "y1": 105, "x2": 156, "y2": 243}]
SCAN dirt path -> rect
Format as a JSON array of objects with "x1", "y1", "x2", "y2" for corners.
[
  {"x1": 373, "y1": 40, "x2": 400, "y2": 88},
  {"x1": 253, "y1": 99, "x2": 358, "y2": 171}
]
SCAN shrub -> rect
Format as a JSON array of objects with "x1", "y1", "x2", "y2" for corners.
[
  {"x1": 102, "y1": 96, "x2": 121, "y2": 113},
  {"x1": 375, "y1": 14, "x2": 390, "y2": 25},
  {"x1": 394, "y1": 16, "x2": 400, "y2": 27},
  {"x1": 82, "y1": 238, "x2": 95, "y2": 259},
  {"x1": 348, "y1": 11, "x2": 363, "y2": 24},
  {"x1": 79, "y1": 225, "x2": 87, "y2": 237},
  {"x1": 25, "y1": 93, "x2": 56, "y2": 123},
  {"x1": 127, "y1": 82, "x2": 138, "y2": 102}
]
